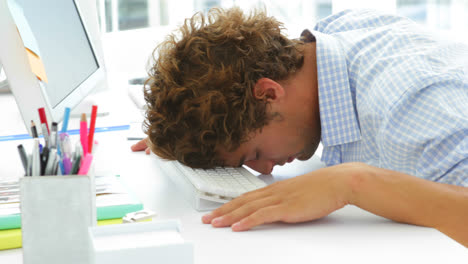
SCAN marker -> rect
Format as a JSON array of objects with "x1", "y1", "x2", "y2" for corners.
[
  {"x1": 38, "y1": 107, "x2": 49, "y2": 134},
  {"x1": 50, "y1": 122, "x2": 58, "y2": 149},
  {"x1": 80, "y1": 113, "x2": 88, "y2": 156},
  {"x1": 61, "y1": 107, "x2": 71, "y2": 133},
  {"x1": 88, "y1": 105, "x2": 98, "y2": 153},
  {"x1": 17, "y1": 144, "x2": 28, "y2": 175}
]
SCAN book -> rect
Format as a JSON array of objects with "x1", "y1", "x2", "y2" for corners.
[
  {"x1": 0, "y1": 175, "x2": 143, "y2": 230},
  {"x1": 0, "y1": 218, "x2": 124, "y2": 250}
]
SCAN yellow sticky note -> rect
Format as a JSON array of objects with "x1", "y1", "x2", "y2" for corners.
[{"x1": 25, "y1": 47, "x2": 48, "y2": 83}]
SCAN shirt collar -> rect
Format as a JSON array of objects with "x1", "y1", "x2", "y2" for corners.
[{"x1": 312, "y1": 31, "x2": 361, "y2": 147}]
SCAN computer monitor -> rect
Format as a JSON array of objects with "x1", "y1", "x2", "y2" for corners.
[{"x1": 0, "y1": 0, "x2": 107, "y2": 136}]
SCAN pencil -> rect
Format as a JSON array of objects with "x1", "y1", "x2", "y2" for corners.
[{"x1": 30, "y1": 120, "x2": 38, "y2": 138}]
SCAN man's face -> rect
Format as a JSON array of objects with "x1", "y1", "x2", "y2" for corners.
[
  {"x1": 221, "y1": 116, "x2": 321, "y2": 174},
  {"x1": 221, "y1": 52, "x2": 321, "y2": 174}
]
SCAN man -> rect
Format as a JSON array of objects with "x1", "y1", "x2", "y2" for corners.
[{"x1": 132, "y1": 8, "x2": 468, "y2": 246}]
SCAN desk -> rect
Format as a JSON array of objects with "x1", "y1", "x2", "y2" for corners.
[{"x1": 0, "y1": 91, "x2": 467, "y2": 264}]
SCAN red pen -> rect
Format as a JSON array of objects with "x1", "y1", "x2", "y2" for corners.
[
  {"x1": 80, "y1": 113, "x2": 88, "y2": 156},
  {"x1": 88, "y1": 105, "x2": 98, "y2": 153},
  {"x1": 38, "y1": 107, "x2": 50, "y2": 134}
]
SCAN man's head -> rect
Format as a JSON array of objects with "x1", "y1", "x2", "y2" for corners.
[{"x1": 144, "y1": 7, "x2": 315, "y2": 170}]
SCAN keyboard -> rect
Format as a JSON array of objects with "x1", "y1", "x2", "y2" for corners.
[
  {"x1": 127, "y1": 77, "x2": 147, "y2": 110},
  {"x1": 158, "y1": 159, "x2": 267, "y2": 211}
]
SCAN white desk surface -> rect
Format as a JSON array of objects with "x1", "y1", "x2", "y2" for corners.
[{"x1": 0, "y1": 86, "x2": 467, "y2": 263}]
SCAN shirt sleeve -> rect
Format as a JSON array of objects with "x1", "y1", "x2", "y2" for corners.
[{"x1": 379, "y1": 81, "x2": 468, "y2": 186}]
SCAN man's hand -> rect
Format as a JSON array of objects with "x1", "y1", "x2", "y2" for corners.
[
  {"x1": 202, "y1": 163, "x2": 357, "y2": 231},
  {"x1": 130, "y1": 137, "x2": 151, "y2": 154},
  {"x1": 202, "y1": 162, "x2": 468, "y2": 247}
]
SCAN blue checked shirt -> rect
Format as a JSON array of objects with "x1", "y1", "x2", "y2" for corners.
[{"x1": 310, "y1": 10, "x2": 468, "y2": 186}]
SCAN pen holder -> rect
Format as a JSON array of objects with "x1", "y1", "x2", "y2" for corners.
[{"x1": 20, "y1": 172, "x2": 97, "y2": 264}]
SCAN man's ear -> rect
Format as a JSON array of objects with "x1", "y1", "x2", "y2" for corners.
[{"x1": 253, "y1": 78, "x2": 285, "y2": 102}]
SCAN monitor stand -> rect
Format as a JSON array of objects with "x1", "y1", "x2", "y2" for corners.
[
  {"x1": 70, "y1": 91, "x2": 111, "y2": 118},
  {"x1": 0, "y1": 64, "x2": 11, "y2": 93},
  {"x1": 0, "y1": 80, "x2": 10, "y2": 93}
]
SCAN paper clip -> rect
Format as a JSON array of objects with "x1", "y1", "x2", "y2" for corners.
[{"x1": 123, "y1": 209, "x2": 157, "y2": 223}]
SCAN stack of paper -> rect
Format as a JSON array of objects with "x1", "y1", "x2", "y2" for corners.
[{"x1": 0, "y1": 175, "x2": 143, "y2": 250}]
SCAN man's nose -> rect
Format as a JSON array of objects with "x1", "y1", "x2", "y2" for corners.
[{"x1": 244, "y1": 160, "x2": 275, "y2": 175}]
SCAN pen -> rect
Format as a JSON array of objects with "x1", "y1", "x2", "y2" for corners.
[
  {"x1": 70, "y1": 156, "x2": 81, "y2": 175},
  {"x1": 40, "y1": 146, "x2": 49, "y2": 175},
  {"x1": 17, "y1": 144, "x2": 28, "y2": 175},
  {"x1": 44, "y1": 148, "x2": 57, "y2": 176},
  {"x1": 63, "y1": 156, "x2": 72, "y2": 175},
  {"x1": 61, "y1": 107, "x2": 71, "y2": 133},
  {"x1": 80, "y1": 113, "x2": 88, "y2": 156},
  {"x1": 74, "y1": 140, "x2": 83, "y2": 161},
  {"x1": 27, "y1": 154, "x2": 32, "y2": 176},
  {"x1": 41, "y1": 123, "x2": 49, "y2": 148},
  {"x1": 88, "y1": 105, "x2": 98, "y2": 153},
  {"x1": 70, "y1": 141, "x2": 83, "y2": 175},
  {"x1": 38, "y1": 107, "x2": 50, "y2": 134},
  {"x1": 60, "y1": 133, "x2": 72, "y2": 156},
  {"x1": 59, "y1": 133, "x2": 72, "y2": 174},
  {"x1": 30, "y1": 120, "x2": 38, "y2": 138},
  {"x1": 31, "y1": 138, "x2": 41, "y2": 176},
  {"x1": 53, "y1": 151, "x2": 60, "y2": 175}
]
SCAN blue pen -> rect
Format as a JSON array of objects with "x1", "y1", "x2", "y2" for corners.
[
  {"x1": 61, "y1": 107, "x2": 71, "y2": 133},
  {"x1": 58, "y1": 159, "x2": 65, "y2": 175}
]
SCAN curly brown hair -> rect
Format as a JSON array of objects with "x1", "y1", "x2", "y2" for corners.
[{"x1": 144, "y1": 7, "x2": 305, "y2": 168}]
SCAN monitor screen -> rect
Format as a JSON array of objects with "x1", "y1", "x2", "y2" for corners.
[
  {"x1": 8, "y1": 0, "x2": 99, "y2": 107},
  {"x1": 0, "y1": 0, "x2": 106, "y2": 135}
]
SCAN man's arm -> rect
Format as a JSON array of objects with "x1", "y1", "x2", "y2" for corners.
[
  {"x1": 202, "y1": 162, "x2": 468, "y2": 247},
  {"x1": 349, "y1": 163, "x2": 468, "y2": 246}
]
